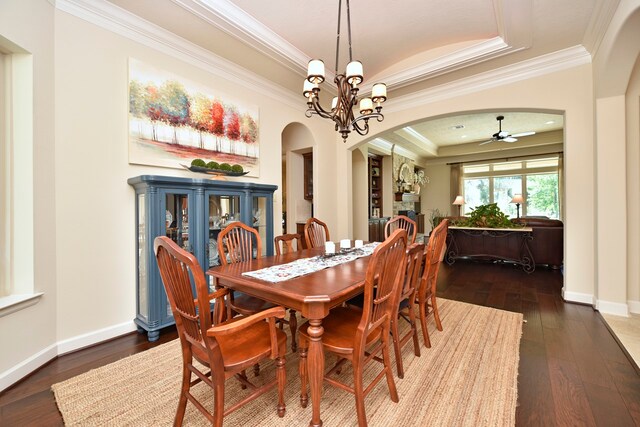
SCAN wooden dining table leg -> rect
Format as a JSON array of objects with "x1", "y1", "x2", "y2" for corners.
[{"x1": 306, "y1": 319, "x2": 324, "y2": 427}]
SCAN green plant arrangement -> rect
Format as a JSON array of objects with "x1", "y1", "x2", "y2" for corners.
[{"x1": 456, "y1": 203, "x2": 519, "y2": 228}]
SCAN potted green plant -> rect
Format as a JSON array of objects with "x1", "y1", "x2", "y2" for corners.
[{"x1": 456, "y1": 203, "x2": 519, "y2": 228}]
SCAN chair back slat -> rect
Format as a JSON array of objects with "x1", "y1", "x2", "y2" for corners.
[
  {"x1": 274, "y1": 233, "x2": 302, "y2": 255},
  {"x1": 418, "y1": 219, "x2": 449, "y2": 301},
  {"x1": 155, "y1": 237, "x2": 212, "y2": 344},
  {"x1": 385, "y1": 215, "x2": 417, "y2": 244},
  {"x1": 402, "y1": 243, "x2": 425, "y2": 303},
  {"x1": 304, "y1": 218, "x2": 330, "y2": 249},
  {"x1": 358, "y1": 229, "x2": 407, "y2": 344},
  {"x1": 218, "y1": 222, "x2": 262, "y2": 265}
]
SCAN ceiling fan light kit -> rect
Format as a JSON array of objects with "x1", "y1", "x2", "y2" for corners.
[
  {"x1": 479, "y1": 115, "x2": 536, "y2": 146},
  {"x1": 303, "y1": 0, "x2": 386, "y2": 142}
]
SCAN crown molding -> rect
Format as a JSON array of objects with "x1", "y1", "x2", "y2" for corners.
[
  {"x1": 582, "y1": 0, "x2": 620, "y2": 57},
  {"x1": 55, "y1": 0, "x2": 301, "y2": 109},
  {"x1": 363, "y1": 37, "x2": 515, "y2": 92},
  {"x1": 171, "y1": 0, "x2": 310, "y2": 78},
  {"x1": 369, "y1": 138, "x2": 418, "y2": 160},
  {"x1": 383, "y1": 45, "x2": 592, "y2": 114}
]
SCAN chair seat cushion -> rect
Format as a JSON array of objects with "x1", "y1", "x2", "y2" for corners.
[{"x1": 298, "y1": 307, "x2": 381, "y2": 354}]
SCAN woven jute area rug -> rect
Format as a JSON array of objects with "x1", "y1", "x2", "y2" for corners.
[{"x1": 52, "y1": 299, "x2": 522, "y2": 426}]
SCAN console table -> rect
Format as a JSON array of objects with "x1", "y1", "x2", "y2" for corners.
[{"x1": 445, "y1": 226, "x2": 535, "y2": 273}]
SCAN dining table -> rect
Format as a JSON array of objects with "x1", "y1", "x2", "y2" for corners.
[{"x1": 206, "y1": 246, "x2": 371, "y2": 427}]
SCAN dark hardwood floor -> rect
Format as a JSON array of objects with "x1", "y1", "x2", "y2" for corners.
[{"x1": 1, "y1": 260, "x2": 639, "y2": 426}]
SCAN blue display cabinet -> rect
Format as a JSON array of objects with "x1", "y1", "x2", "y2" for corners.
[{"x1": 128, "y1": 175, "x2": 277, "y2": 341}]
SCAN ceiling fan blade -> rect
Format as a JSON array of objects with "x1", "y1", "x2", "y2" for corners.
[
  {"x1": 511, "y1": 131, "x2": 536, "y2": 137},
  {"x1": 479, "y1": 139, "x2": 495, "y2": 146},
  {"x1": 503, "y1": 137, "x2": 518, "y2": 143}
]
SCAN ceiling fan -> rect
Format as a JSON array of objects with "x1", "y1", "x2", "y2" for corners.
[{"x1": 479, "y1": 115, "x2": 536, "y2": 145}]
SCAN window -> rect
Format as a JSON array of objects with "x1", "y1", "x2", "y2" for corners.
[
  {"x1": 0, "y1": 37, "x2": 40, "y2": 315},
  {"x1": 462, "y1": 157, "x2": 560, "y2": 219}
]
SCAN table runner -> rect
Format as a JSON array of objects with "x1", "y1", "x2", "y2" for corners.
[{"x1": 242, "y1": 242, "x2": 380, "y2": 283}]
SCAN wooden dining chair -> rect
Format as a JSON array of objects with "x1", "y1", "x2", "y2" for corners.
[
  {"x1": 154, "y1": 236, "x2": 287, "y2": 427},
  {"x1": 385, "y1": 215, "x2": 417, "y2": 244},
  {"x1": 218, "y1": 223, "x2": 297, "y2": 352},
  {"x1": 298, "y1": 229, "x2": 408, "y2": 427},
  {"x1": 390, "y1": 242, "x2": 425, "y2": 378},
  {"x1": 274, "y1": 233, "x2": 302, "y2": 255},
  {"x1": 218, "y1": 222, "x2": 271, "y2": 317},
  {"x1": 416, "y1": 218, "x2": 449, "y2": 348},
  {"x1": 303, "y1": 217, "x2": 330, "y2": 249},
  {"x1": 273, "y1": 233, "x2": 303, "y2": 351}
]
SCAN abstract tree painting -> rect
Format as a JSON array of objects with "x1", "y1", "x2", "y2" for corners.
[{"x1": 128, "y1": 58, "x2": 260, "y2": 176}]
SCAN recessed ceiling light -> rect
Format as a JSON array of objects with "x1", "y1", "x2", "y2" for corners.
[
  {"x1": 461, "y1": 135, "x2": 467, "y2": 138},
  {"x1": 545, "y1": 120, "x2": 555, "y2": 124}
]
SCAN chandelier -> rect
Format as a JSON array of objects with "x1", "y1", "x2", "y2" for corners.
[{"x1": 303, "y1": 0, "x2": 387, "y2": 142}]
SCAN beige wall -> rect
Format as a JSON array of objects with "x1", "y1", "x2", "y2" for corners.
[
  {"x1": 626, "y1": 58, "x2": 640, "y2": 308},
  {"x1": 52, "y1": 10, "x2": 338, "y2": 342},
  {"x1": 0, "y1": 0, "x2": 57, "y2": 383},
  {"x1": 421, "y1": 164, "x2": 451, "y2": 232}
]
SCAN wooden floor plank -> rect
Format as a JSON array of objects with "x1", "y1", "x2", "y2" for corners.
[
  {"x1": 583, "y1": 381, "x2": 637, "y2": 427},
  {"x1": 547, "y1": 356, "x2": 597, "y2": 426},
  {"x1": 516, "y1": 338, "x2": 557, "y2": 426}
]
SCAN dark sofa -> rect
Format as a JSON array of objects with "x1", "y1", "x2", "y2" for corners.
[{"x1": 511, "y1": 217, "x2": 563, "y2": 268}]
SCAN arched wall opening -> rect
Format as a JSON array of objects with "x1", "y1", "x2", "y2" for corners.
[
  {"x1": 281, "y1": 122, "x2": 316, "y2": 236},
  {"x1": 334, "y1": 65, "x2": 594, "y2": 304},
  {"x1": 592, "y1": 3, "x2": 640, "y2": 315}
]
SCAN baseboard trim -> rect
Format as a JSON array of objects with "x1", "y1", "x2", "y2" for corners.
[
  {"x1": 0, "y1": 343, "x2": 57, "y2": 392},
  {"x1": 595, "y1": 299, "x2": 629, "y2": 317},
  {"x1": 563, "y1": 290, "x2": 594, "y2": 305},
  {"x1": 57, "y1": 321, "x2": 137, "y2": 355},
  {"x1": 0, "y1": 320, "x2": 137, "y2": 392},
  {"x1": 627, "y1": 300, "x2": 640, "y2": 314}
]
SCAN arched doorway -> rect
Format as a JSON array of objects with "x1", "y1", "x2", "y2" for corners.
[{"x1": 281, "y1": 123, "x2": 315, "y2": 236}]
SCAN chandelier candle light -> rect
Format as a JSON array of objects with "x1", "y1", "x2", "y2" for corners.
[{"x1": 303, "y1": 0, "x2": 387, "y2": 142}]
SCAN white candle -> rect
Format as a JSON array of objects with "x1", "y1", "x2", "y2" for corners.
[
  {"x1": 324, "y1": 241, "x2": 335, "y2": 254},
  {"x1": 303, "y1": 80, "x2": 315, "y2": 98},
  {"x1": 340, "y1": 239, "x2": 351, "y2": 250},
  {"x1": 355, "y1": 240, "x2": 364, "y2": 248}
]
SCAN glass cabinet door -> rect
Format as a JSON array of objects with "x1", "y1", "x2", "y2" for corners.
[
  {"x1": 253, "y1": 196, "x2": 269, "y2": 257},
  {"x1": 206, "y1": 193, "x2": 242, "y2": 269},
  {"x1": 137, "y1": 193, "x2": 148, "y2": 321},
  {"x1": 164, "y1": 192, "x2": 191, "y2": 252}
]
